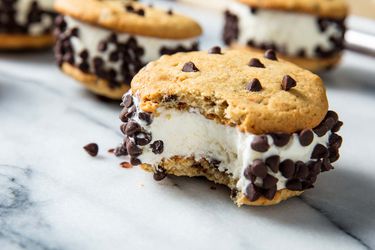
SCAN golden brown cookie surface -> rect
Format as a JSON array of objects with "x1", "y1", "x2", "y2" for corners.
[
  {"x1": 131, "y1": 49, "x2": 328, "y2": 134},
  {"x1": 0, "y1": 34, "x2": 54, "y2": 50},
  {"x1": 54, "y1": 0, "x2": 202, "y2": 39},
  {"x1": 238, "y1": 0, "x2": 348, "y2": 18}
]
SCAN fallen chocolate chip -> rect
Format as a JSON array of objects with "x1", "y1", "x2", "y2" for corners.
[
  {"x1": 270, "y1": 132, "x2": 291, "y2": 147},
  {"x1": 182, "y1": 62, "x2": 199, "y2": 72},
  {"x1": 311, "y1": 144, "x2": 329, "y2": 159},
  {"x1": 150, "y1": 140, "x2": 164, "y2": 154},
  {"x1": 208, "y1": 46, "x2": 222, "y2": 54},
  {"x1": 294, "y1": 161, "x2": 309, "y2": 179},
  {"x1": 280, "y1": 160, "x2": 295, "y2": 179},
  {"x1": 126, "y1": 139, "x2": 142, "y2": 156},
  {"x1": 134, "y1": 132, "x2": 152, "y2": 146},
  {"x1": 313, "y1": 123, "x2": 328, "y2": 137},
  {"x1": 153, "y1": 170, "x2": 167, "y2": 181},
  {"x1": 250, "y1": 159, "x2": 268, "y2": 178},
  {"x1": 282, "y1": 75, "x2": 297, "y2": 91},
  {"x1": 299, "y1": 129, "x2": 314, "y2": 146},
  {"x1": 265, "y1": 155, "x2": 280, "y2": 173},
  {"x1": 248, "y1": 58, "x2": 265, "y2": 68},
  {"x1": 263, "y1": 186, "x2": 277, "y2": 200},
  {"x1": 251, "y1": 135, "x2": 269, "y2": 152},
  {"x1": 246, "y1": 78, "x2": 262, "y2": 92},
  {"x1": 138, "y1": 112, "x2": 152, "y2": 125},
  {"x1": 130, "y1": 157, "x2": 141, "y2": 166},
  {"x1": 83, "y1": 143, "x2": 99, "y2": 157},
  {"x1": 125, "y1": 121, "x2": 142, "y2": 136},
  {"x1": 286, "y1": 179, "x2": 303, "y2": 191},
  {"x1": 249, "y1": 7, "x2": 258, "y2": 14},
  {"x1": 122, "y1": 95, "x2": 133, "y2": 108},
  {"x1": 331, "y1": 121, "x2": 343, "y2": 133},
  {"x1": 245, "y1": 183, "x2": 261, "y2": 202},
  {"x1": 264, "y1": 49, "x2": 277, "y2": 61},
  {"x1": 262, "y1": 174, "x2": 278, "y2": 189}
]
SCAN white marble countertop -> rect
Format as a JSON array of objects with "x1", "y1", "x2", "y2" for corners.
[{"x1": 1, "y1": 2, "x2": 375, "y2": 250}]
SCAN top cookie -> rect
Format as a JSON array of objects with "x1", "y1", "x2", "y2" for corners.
[
  {"x1": 131, "y1": 49, "x2": 328, "y2": 134},
  {"x1": 237, "y1": 0, "x2": 348, "y2": 19},
  {"x1": 54, "y1": 0, "x2": 202, "y2": 39}
]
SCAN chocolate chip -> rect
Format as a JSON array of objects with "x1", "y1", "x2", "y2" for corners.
[
  {"x1": 321, "y1": 158, "x2": 333, "y2": 172},
  {"x1": 282, "y1": 75, "x2": 297, "y2": 91},
  {"x1": 138, "y1": 112, "x2": 152, "y2": 125},
  {"x1": 246, "y1": 78, "x2": 262, "y2": 92},
  {"x1": 119, "y1": 106, "x2": 136, "y2": 122},
  {"x1": 248, "y1": 58, "x2": 265, "y2": 68},
  {"x1": 122, "y1": 95, "x2": 133, "y2": 108},
  {"x1": 313, "y1": 123, "x2": 328, "y2": 137},
  {"x1": 263, "y1": 186, "x2": 277, "y2": 200},
  {"x1": 264, "y1": 49, "x2": 277, "y2": 61},
  {"x1": 249, "y1": 7, "x2": 258, "y2": 14},
  {"x1": 134, "y1": 132, "x2": 152, "y2": 146},
  {"x1": 280, "y1": 160, "x2": 295, "y2": 179},
  {"x1": 325, "y1": 117, "x2": 336, "y2": 131},
  {"x1": 294, "y1": 161, "x2": 309, "y2": 179},
  {"x1": 114, "y1": 144, "x2": 128, "y2": 156},
  {"x1": 125, "y1": 121, "x2": 141, "y2": 136},
  {"x1": 167, "y1": 9, "x2": 173, "y2": 15},
  {"x1": 329, "y1": 133, "x2": 343, "y2": 149},
  {"x1": 311, "y1": 144, "x2": 329, "y2": 159},
  {"x1": 328, "y1": 147, "x2": 340, "y2": 163},
  {"x1": 70, "y1": 27, "x2": 79, "y2": 37},
  {"x1": 299, "y1": 129, "x2": 314, "y2": 146},
  {"x1": 244, "y1": 166, "x2": 256, "y2": 182},
  {"x1": 270, "y1": 132, "x2": 291, "y2": 147},
  {"x1": 265, "y1": 155, "x2": 280, "y2": 173},
  {"x1": 151, "y1": 140, "x2": 164, "y2": 154},
  {"x1": 208, "y1": 46, "x2": 222, "y2": 54},
  {"x1": 251, "y1": 135, "x2": 269, "y2": 152},
  {"x1": 125, "y1": 4, "x2": 134, "y2": 12},
  {"x1": 98, "y1": 41, "x2": 108, "y2": 52},
  {"x1": 331, "y1": 121, "x2": 343, "y2": 133},
  {"x1": 182, "y1": 62, "x2": 199, "y2": 72},
  {"x1": 126, "y1": 139, "x2": 142, "y2": 156},
  {"x1": 286, "y1": 179, "x2": 302, "y2": 191},
  {"x1": 245, "y1": 183, "x2": 261, "y2": 202},
  {"x1": 153, "y1": 170, "x2": 167, "y2": 181},
  {"x1": 325, "y1": 110, "x2": 338, "y2": 123},
  {"x1": 130, "y1": 157, "x2": 141, "y2": 166},
  {"x1": 250, "y1": 159, "x2": 268, "y2": 178},
  {"x1": 83, "y1": 143, "x2": 99, "y2": 157},
  {"x1": 263, "y1": 174, "x2": 278, "y2": 189}
]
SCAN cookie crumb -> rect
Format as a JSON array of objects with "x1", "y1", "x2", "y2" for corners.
[{"x1": 120, "y1": 161, "x2": 133, "y2": 169}]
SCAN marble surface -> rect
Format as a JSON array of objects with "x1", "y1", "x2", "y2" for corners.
[{"x1": 1, "y1": 2, "x2": 375, "y2": 250}]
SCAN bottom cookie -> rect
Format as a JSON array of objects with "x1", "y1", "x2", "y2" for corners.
[
  {"x1": 62, "y1": 63, "x2": 129, "y2": 100},
  {"x1": 232, "y1": 44, "x2": 342, "y2": 72},
  {"x1": 140, "y1": 156, "x2": 303, "y2": 206},
  {"x1": 0, "y1": 34, "x2": 54, "y2": 50}
]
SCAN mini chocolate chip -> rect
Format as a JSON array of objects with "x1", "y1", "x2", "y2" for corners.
[
  {"x1": 120, "y1": 123, "x2": 127, "y2": 134},
  {"x1": 153, "y1": 170, "x2": 167, "y2": 181},
  {"x1": 134, "y1": 132, "x2": 152, "y2": 146},
  {"x1": 246, "y1": 78, "x2": 262, "y2": 92},
  {"x1": 325, "y1": 110, "x2": 338, "y2": 123},
  {"x1": 122, "y1": 95, "x2": 133, "y2": 108},
  {"x1": 70, "y1": 27, "x2": 79, "y2": 37},
  {"x1": 311, "y1": 144, "x2": 329, "y2": 159},
  {"x1": 250, "y1": 159, "x2": 268, "y2": 178},
  {"x1": 331, "y1": 121, "x2": 343, "y2": 133},
  {"x1": 265, "y1": 155, "x2": 280, "y2": 173},
  {"x1": 114, "y1": 144, "x2": 128, "y2": 156},
  {"x1": 307, "y1": 160, "x2": 321, "y2": 175},
  {"x1": 208, "y1": 46, "x2": 222, "y2": 54},
  {"x1": 264, "y1": 49, "x2": 277, "y2": 61},
  {"x1": 263, "y1": 186, "x2": 277, "y2": 200},
  {"x1": 136, "y1": 9, "x2": 145, "y2": 16},
  {"x1": 280, "y1": 160, "x2": 295, "y2": 179},
  {"x1": 182, "y1": 62, "x2": 199, "y2": 72},
  {"x1": 329, "y1": 133, "x2": 343, "y2": 149},
  {"x1": 321, "y1": 158, "x2": 333, "y2": 172},
  {"x1": 244, "y1": 166, "x2": 256, "y2": 182},
  {"x1": 282, "y1": 75, "x2": 297, "y2": 91},
  {"x1": 263, "y1": 174, "x2": 278, "y2": 189},
  {"x1": 328, "y1": 147, "x2": 340, "y2": 163},
  {"x1": 108, "y1": 33, "x2": 118, "y2": 43},
  {"x1": 325, "y1": 117, "x2": 336, "y2": 131},
  {"x1": 295, "y1": 161, "x2": 309, "y2": 179},
  {"x1": 125, "y1": 121, "x2": 141, "y2": 136},
  {"x1": 246, "y1": 183, "x2": 261, "y2": 202},
  {"x1": 83, "y1": 143, "x2": 98, "y2": 157},
  {"x1": 151, "y1": 140, "x2": 164, "y2": 154},
  {"x1": 313, "y1": 123, "x2": 328, "y2": 137},
  {"x1": 79, "y1": 50, "x2": 89, "y2": 60},
  {"x1": 286, "y1": 179, "x2": 303, "y2": 191},
  {"x1": 126, "y1": 139, "x2": 142, "y2": 156},
  {"x1": 248, "y1": 58, "x2": 265, "y2": 68},
  {"x1": 125, "y1": 4, "x2": 134, "y2": 12},
  {"x1": 270, "y1": 132, "x2": 291, "y2": 147},
  {"x1": 251, "y1": 135, "x2": 269, "y2": 152},
  {"x1": 299, "y1": 129, "x2": 314, "y2": 146},
  {"x1": 249, "y1": 7, "x2": 258, "y2": 14},
  {"x1": 138, "y1": 112, "x2": 152, "y2": 125},
  {"x1": 98, "y1": 41, "x2": 108, "y2": 52},
  {"x1": 167, "y1": 9, "x2": 173, "y2": 15},
  {"x1": 130, "y1": 157, "x2": 141, "y2": 166}
]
